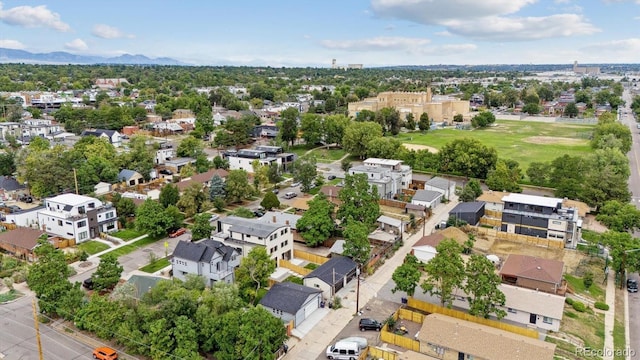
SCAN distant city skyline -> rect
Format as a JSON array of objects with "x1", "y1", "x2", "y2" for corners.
[{"x1": 0, "y1": 1, "x2": 639, "y2": 67}]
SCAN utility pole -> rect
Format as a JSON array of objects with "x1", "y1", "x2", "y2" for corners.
[
  {"x1": 356, "y1": 265, "x2": 361, "y2": 315},
  {"x1": 32, "y1": 298, "x2": 44, "y2": 360},
  {"x1": 73, "y1": 168, "x2": 79, "y2": 195}
]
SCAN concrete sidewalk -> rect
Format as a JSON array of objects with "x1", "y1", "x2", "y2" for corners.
[
  {"x1": 604, "y1": 268, "x2": 616, "y2": 360},
  {"x1": 283, "y1": 197, "x2": 460, "y2": 359}
]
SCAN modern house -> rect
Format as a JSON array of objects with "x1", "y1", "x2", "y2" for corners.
[
  {"x1": 0, "y1": 227, "x2": 44, "y2": 261},
  {"x1": 449, "y1": 202, "x2": 486, "y2": 226},
  {"x1": 223, "y1": 146, "x2": 295, "y2": 173},
  {"x1": 417, "y1": 314, "x2": 556, "y2": 360},
  {"x1": 80, "y1": 129, "x2": 122, "y2": 147},
  {"x1": 259, "y1": 282, "x2": 323, "y2": 328},
  {"x1": 171, "y1": 239, "x2": 240, "y2": 286},
  {"x1": 155, "y1": 143, "x2": 175, "y2": 165},
  {"x1": 303, "y1": 255, "x2": 357, "y2": 300},
  {"x1": 0, "y1": 176, "x2": 27, "y2": 201},
  {"x1": 423, "y1": 177, "x2": 456, "y2": 200},
  {"x1": 349, "y1": 165, "x2": 400, "y2": 199},
  {"x1": 500, "y1": 193, "x2": 581, "y2": 248},
  {"x1": 36, "y1": 194, "x2": 118, "y2": 243},
  {"x1": 411, "y1": 189, "x2": 442, "y2": 210},
  {"x1": 213, "y1": 216, "x2": 293, "y2": 263},
  {"x1": 117, "y1": 169, "x2": 145, "y2": 186},
  {"x1": 362, "y1": 158, "x2": 412, "y2": 190},
  {"x1": 259, "y1": 211, "x2": 303, "y2": 242},
  {"x1": 499, "y1": 254, "x2": 566, "y2": 295}
]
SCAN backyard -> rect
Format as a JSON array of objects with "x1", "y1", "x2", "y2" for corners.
[{"x1": 396, "y1": 120, "x2": 595, "y2": 170}]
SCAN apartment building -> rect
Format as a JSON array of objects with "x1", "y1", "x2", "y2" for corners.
[{"x1": 213, "y1": 216, "x2": 293, "y2": 263}]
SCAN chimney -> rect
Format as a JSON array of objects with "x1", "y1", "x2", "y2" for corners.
[
  {"x1": 272, "y1": 215, "x2": 277, "y2": 223},
  {"x1": 285, "y1": 220, "x2": 290, "y2": 226}
]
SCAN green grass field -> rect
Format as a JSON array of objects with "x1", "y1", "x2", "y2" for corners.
[
  {"x1": 397, "y1": 120, "x2": 595, "y2": 170},
  {"x1": 77, "y1": 241, "x2": 110, "y2": 255},
  {"x1": 139, "y1": 257, "x2": 170, "y2": 273},
  {"x1": 99, "y1": 234, "x2": 163, "y2": 258},
  {"x1": 111, "y1": 228, "x2": 146, "y2": 241},
  {"x1": 289, "y1": 144, "x2": 346, "y2": 163}
]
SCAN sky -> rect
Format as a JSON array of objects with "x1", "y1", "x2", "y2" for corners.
[{"x1": 0, "y1": 0, "x2": 639, "y2": 67}]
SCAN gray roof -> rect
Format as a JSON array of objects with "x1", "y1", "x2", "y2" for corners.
[
  {"x1": 426, "y1": 177, "x2": 454, "y2": 190},
  {"x1": 412, "y1": 189, "x2": 442, "y2": 202},
  {"x1": 260, "y1": 211, "x2": 302, "y2": 229},
  {"x1": 259, "y1": 282, "x2": 321, "y2": 314},
  {"x1": 117, "y1": 169, "x2": 140, "y2": 182},
  {"x1": 222, "y1": 216, "x2": 285, "y2": 238},
  {"x1": 350, "y1": 165, "x2": 387, "y2": 173},
  {"x1": 304, "y1": 255, "x2": 357, "y2": 285},
  {"x1": 450, "y1": 201, "x2": 486, "y2": 214},
  {"x1": 172, "y1": 239, "x2": 236, "y2": 262},
  {"x1": 126, "y1": 274, "x2": 164, "y2": 297},
  {"x1": 0, "y1": 176, "x2": 25, "y2": 191}
]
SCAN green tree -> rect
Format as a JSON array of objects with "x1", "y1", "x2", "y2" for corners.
[
  {"x1": 300, "y1": 113, "x2": 323, "y2": 145},
  {"x1": 0, "y1": 151, "x2": 16, "y2": 176},
  {"x1": 467, "y1": 179, "x2": 483, "y2": 198},
  {"x1": 159, "y1": 183, "x2": 180, "y2": 208},
  {"x1": 365, "y1": 137, "x2": 402, "y2": 159},
  {"x1": 172, "y1": 315, "x2": 201, "y2": 360},
  {"x1": 421, "y1": 239, "x2": 465, "y2": 308},
  {"x1": 485, "y1": 159, "x2": 522, "y2": 192},
  {"x1": 113, "y1": 195, "x2": 136, "y2": 227},
  {"x1": 418, "y1": 112, "x2": 430, "y2": 131},
  {"x1": 337, "y1": 173, "x2": 380, "y2": 228},
  {"x1": 438, "y1": 138, "x2": 498, "y2": 179},
  {"x1": 176, "y1": 136, "x2": 204, "y2": 158},
  {"x1": 191, "y1": 213, "x2": 214, "y2": 240},
  {"x1": 596, "y1": 200, "x2": 640, "y2": 232},
  {"x1": 260, "y1": 191, "x2": 280, "y2": 210},
  {"x1": 267, "y1": 163, "x2": 282, "y2": 184},
  {"x1": 342, "y1": 121, "x2": 383, "y2": 159},
  {"x1": 391, "y1": 254, "x2": 422, "y2": 297},
  {"x1": 225, "y1": 169, "x2": 253, "y2": 203},
  {"x1": 236, "y1": 247, "x2": 276, "y2": 304},
  {"x1": 149, "y1": 318, "x2": 175, "y2": 360},
  {"x1": 209, "y1": 174, "x2": 226, "y2": 201},
  {"x1": 564, "y1": 102, "x2": 579, "y2": 118},
  {"x1": 453, "y1": 114, "x2": 464, "y2": 123},
  {"x1": 135, "y1": 199, "x2": 176, "y2": 237},
  {"x1": 26, "y1": 239, "x2": 73, "y2": 316},
  {"x1": 526, "y1": 162, "x2": 552, "y2": 186},
  {"x1": 459, "y1": 185, "x2": 477, "y2": 202},
  {"x1": 581, "y1": 148, "x2": 630, "y2": 208},
  {"x1": 550, "y1": 155, "x2": 586, "y2": 200},
  {"x1": 297, "y1": 193, "x2": 335, "y2": 247},
  {"x1": 343, "y1": 222, "x2": 372, "y2": 267},
  {"x1": 323, "y1": 114, "x2": 350, "y2": 147},
  {"x1": 464, "y1": 254, "x2": 506, "y2": 319},
  {"x1": 177, "y1": 183, "x2": 207, "y2": 218},
  {"x1": 522, "y1": 103, "x2": 540, "y2": 115},
  {"x1": 470, "y1": 111, "x2": 496, "y2": 128},
  {"x1": 291, "y1": 157, "x2": 317, "y2": 193},
  {"x1": 279, "y1": 109, "x2": 299, "y2": 146},
  {"x1": 591, "y1": 122, "x2": 632, "y2": 153},
  {"x1": 405, "y1": 113, "x2": 416, "y2": 130},
  {"x1": 602, "y1": 231, "x2": 640, "y2": 289},
  {"x1": 120, "y1": 135, "x2": 154, "y2": 180},
  {"x1": 92, "y1": 253, "x2": 123, "y2": 291}
]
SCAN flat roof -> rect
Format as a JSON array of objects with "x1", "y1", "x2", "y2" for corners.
[
  {"x1": 46, "y1": 193, "x2": 96, "y2": 206},
  {"x1": 363, "y1": 158, "x2": 402, "y2": 166},
  {"x1": 502, "y1": 193, "x2": 562, "y2": 208}
]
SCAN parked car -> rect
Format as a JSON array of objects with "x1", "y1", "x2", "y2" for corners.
[
  {"x1": 159, "y1": 169, "x2": 173, "y2": 175},
  {"x1": 328, "y1": 175, "x2": 337, "y2": 180},
  {"x1": 169, "y1": 228, "x2": 187, "y2": 238},
  {"x1": 291, "y1": 181, "x2": 301, "y2": 187},
  {"x1": 93, "y1": 346, "x2": 118, "y2": 360},
  {"x1": 272, "y1": 189, "x2": 279, "y2": 194},
  {"x1": 359, "y1": 318, "x2": 382, "y2": 331},
  {"x1": 18, "y1": 194, "x2": 33, "y2": 203},
  {"x1": 8, "y1": 205, "x2": 21, "y2": 213},
  {"x1": 82, "y1": 277, "x2": 94, "y2": 290},
  {"x1": 283, "y1": 192, "x2": 297, "y2": 199},
  {"x1": 628, "y1": 279, "x2": 638, "y2": 293},
  {"x1": 253, "y1": 210, "x2": 265, "y2": 217}
]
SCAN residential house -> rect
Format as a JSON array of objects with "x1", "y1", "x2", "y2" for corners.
[
  {"x1": 411, "y1": 189, "x2": 442, "y2": 210},
  {"x1": 404, "y1": 203, "x2": 426, "y2": 218},
  {"x1": 259, "y1": 282, "x2": 323, "y2": 327},
  {"x1": 171, "y1": 239, "x2": 240, "y2": 286},
  {"x1": 176, "y1": 168, "x2": 229, "y2": 192},
  {"x1": 223, "y1": 146, "x2": 295, "y2": 173},
  {"x1": 252, "y1": 124, "x2": 279, "y2": 138},
  {"x1": 94, "y1": 182, "x2": 112, "y2": 196},
  {"x1": 417, "y1": 314, "x2": 556, "y2": 360},
  {"x1": 164, "y1": 157, "x2": 196, "y2": 174},
  {"x1": 423, "y1": 177, "x2": 456, "y2": 200},
  {"x1": 254, "y1": 145, "x2": 296, "y2": 171},
  {"x1": 214, "y1": 216, "x2": 293, "y2": 263},
  {"x1": 476, "y1": 190, "x2": 510, "y2": 213},
  {"x1": 362, "y1": 158, "x2": 413, "y2": 190},
  {"x1": 501, "y1": 193, "x2": 581, "y2": 248},
  {"x1": 259, "y1": 211, "x2": 303, "y2": 242},
  {"x1": 376, "y1": 215, "x2": 404, "y2": 236},
  {"x1": 499, "y1": 254, "x2": 566, "y2": 295},
  {"x1": 411, "y1": 227, "x2": 468, "y2": 263},
  {"x1": 80, "y1": 129, "x2": 122, "y2": 147},
  {"x1": 449, "y1": 202, "x2": 485, "y2": 226},
  {"x1": 319, "y1": 186, "x2": 342, "y2": 206},
  {"x1": 125, "y1": 274, "x2": 165, "y2": 298},
  {"x1": 155, "y1": 143, "x2": 175, "y2": 165},
  {"x1": 37, "y1": 193, "x2": 118, "y2": 243},
  {"x1": 0, "y1": 227, "x2": 44, "y2": 261},
  {"x1": 303, "y1": 255, "x2": 357, "y2": 300},
  {"x1": 0, "y1": 176, "x2": 27, "y2": 201},
  {"x1": 498, "y1": 283, "x2": 564, "y2": 332},
  {"x1": 117, "y1": 169, "x2": 144, "y2": 186},
  {"x1": 349, "y1": 165, "x2": 401, "y2": 199}
]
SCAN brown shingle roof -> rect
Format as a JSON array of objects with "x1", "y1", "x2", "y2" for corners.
[
  {"x1": 418, "y1": 314, "x2": 556, "y2": 360},
  {"x1": 476, "y1": 190, "x2": 510, "y2": 204},
  {"x1": 0, "y1": 227, "x2": 44, "y2": 250},
  {"x1": 176, "y1": 168, "x2": 229, "y2": 191},
  {"x1": 413, "y1": 227, "x2": 468, "y2": 248},
  {"x1": 499, "y1": 254, "x2": 564, "y2": 285},
  {"x1": 413, "y1": 233, "x2": 445, "y2": 248}
]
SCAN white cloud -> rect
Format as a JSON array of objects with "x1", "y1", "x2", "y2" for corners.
[
  {"x1": 0, "y1": 39, "x2": 25, "y2": 49},
  {"x1": 580, "y1": 38, "x2": 640, "y2": 60},
  {"x1": 435, "y1": 31, "x2": 453, "y2": 37},
  {"x1": 320, "y1": 36, "x2": 431, "y2": 51},
  {"x1": 445, "y1": 14, "x2": 599, "y2": 41},
  {"x1": 91, "y1": 24, "x2": 134, "y2": 39},
  {"x1": 370, "y1": 0, "x2": 598, "y2": 41},
  {"x1": 417, "y1": 43, "x2": 478, "y2": 55},
  {"x1": 0, "y1": 2, "x2": 70, "y2": 31},
  {"x1": 65, "y1": 38, "x2": 88, "y2": 52}
]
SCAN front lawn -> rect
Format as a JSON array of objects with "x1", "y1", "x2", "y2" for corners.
[
  {"x1": 77, "y1": 241, "x2": 110, "y2": 255},
  {"x1": 139, "y1": 257, "x2": 171, "y2": 273},
  {"x1": 99, "y1": 234, "x2": 164, "y2": 259},
  {"x1": 111, "y1": 228, "x2": 146, "y2": 241},
  {"x1": 565, "y1": 274, "x2": 605, "y2": 303}
]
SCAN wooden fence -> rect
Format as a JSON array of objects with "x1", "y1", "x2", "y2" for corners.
[
  {"x1": 484, "y1": 209, "x2": 502, "y2": 218},
  {"x1": 293, "y1": 249, "x2": 329, "y2": 265},
  {"x1": 279, "y1": 259, "x2": 312, "y2": 276},
  {"x1": 474, "y1": 226, "x2": 565, "y2": 249},
  {"x1": 479, "y1": 217, "x2": 501, "y2": 227},
  {"x1": 0, "y1": 222, "x2": 17, "y2": 230},
  {"x1": 360, "y1": 347, "x2": 398, "y2": 360},
  {"x1": 378, "y1": 308, "x2": 422, "y2": 352},
  {"x1": 407, "y1": 298, "x2": 539, "y2": 339},
  {"x1": 379, "y1": 199, "x2": 407, "y2": 209}
]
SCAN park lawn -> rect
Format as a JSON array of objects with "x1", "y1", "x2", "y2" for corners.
[
  {"x1": 77, "y1": 241, "x2": 110, "y2": 255},
  {"x1": 397, "y1": 120, "x2": 595, "y2": 170},
  {"x1": 111, "y1": 228, "x2": 146, "y2": 241},
  {"x1": 312, "y1": 148, "x2": 346, "y2": 163},
  {"x1": 140, "y1": 257, "x2": 170, "y2": 273},
  {"x1": 99, "y1": 234, "x2": 163, "y2": 259}
]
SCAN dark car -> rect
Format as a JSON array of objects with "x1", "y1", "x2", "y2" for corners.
[
  {"x1": 359, "y1": 318, "x2": 382, "y2": 331},
  {"x1": 8, "y1": 205, "x2": 21, "y2": 213},
  {"x1": 628, "y1": 279, "x2": 638, "y2": 293},
  {"x1": 272, "y1": 189, "x2": 279, "y2": 194},
  {"x1": 253, "y1": 210, "x2": 265, "y2": 217},
  {"x1": 328, "y1": 175, "x2": 337, "y2": 180},
  {"x1": 159, "y1": 169, "x2": 173, "y2": 175},
  {"x1": 82, "y1": 277, "x2": 94, "y2": 290}
]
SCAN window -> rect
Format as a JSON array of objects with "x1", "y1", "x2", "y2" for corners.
[
  {"x1": 88, "y1": 202, "x2": 95, "y2": 209},
  {"x1": 77, "y1": 220, "x2": 87, "y2": 228},
  {"x1": 78, "y1": 231, "x2": 88, "y2": 240},
  {"x1": 551, "y1": 220, "x2": 562, "y2": 225},
  {"x1": 57, "y1": 220, "x2": 62, "y2": 226},
  {"x1": 543, "y1": 316, "x2": 553, "y2": 324},
  {"x1": 507, "y1": 308, "x2": 517, "y2": 314},
  {"x1": 105, "y1": 211, "x2": 114, "y2": 219},
  {"x1": 78, "y1": 206, "x2": 85, "y2": 214}
]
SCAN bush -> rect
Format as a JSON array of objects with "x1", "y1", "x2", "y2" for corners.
[
  {"x1": 583, "y1": 271, "x2": 594, "y2": 289},
  {"x1": 565, "y1": 297, "x2": 574, "y2": 305},
  {"x1": 594, "y1": 301, "x2": 610, "y2": 311},
  {"x1": 572, "y1": 301, "x2": 587, "y2": 313},
  {"x1": 564, "y1": 311, "x2": 578, "y2": 319}
]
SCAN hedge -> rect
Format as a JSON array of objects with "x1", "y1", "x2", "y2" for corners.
[
  {"x1": 565, "y1": 297, "x2": 574, "y2": 305},
  {"x1": 594, "y1": 301, "x2": 610, "y2": 311},
  {"x1": 572, "y1": 301, "x2": 587, "y2": 312}
]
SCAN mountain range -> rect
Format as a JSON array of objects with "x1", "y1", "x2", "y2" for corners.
[{"x1": 0, "y1": 48, "x2": 186, "y2": 66}]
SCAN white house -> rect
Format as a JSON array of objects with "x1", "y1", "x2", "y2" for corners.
[
  {"x1": 259, "y1": 282, "x2": 323, "y2": 328},
  {"x1": 362, "y1": 158, "x2": 413, "y2": 189},
  {"x1": 411, "y1": 189, "x2": 443, "y2": 210},
  {"x1": 37, "y1": 193, "x2": 118, "y2": 243},
  {"x1": 213, "y1": 216, "x2": 293, "y2": 263},
  {"x1": 171, "y1": 239, "x2": 240, "y2": 286},
  {"x1": 424, "y1": 177, "x2": 456, "y2": 200},
  {"x1": 349, "y1": 165, "x2": 401, "y2": 199},
  {"x1": 80, "y1": 129, "x2": 122, "y2": 147}
]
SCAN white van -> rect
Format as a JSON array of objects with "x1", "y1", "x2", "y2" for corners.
[{"x1": 326, "y1": 341, "x2": 360, "y2": 360}]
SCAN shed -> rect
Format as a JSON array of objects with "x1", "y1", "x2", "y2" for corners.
[
  {"x1": 411, "y1": 189, "x2": 443, "y2": 210},
  {"x1": 424, "y1": 177, "x2": 456, "y2": 200},
  {"x1": 117, "y1": 169, "x2": 144, "y2": 186},
  {"x1": 259, "y1": 282, "x2": 322, "y2": 327},
  {"x1": 303, "y1": 255, "x2": 357, "y2": 299},
  {"x1": 376, "y1": 215, "x2": 404, "y2": 235},
  {"x1": 449, "y1": 202, "x2": 485, "y2": 226}
]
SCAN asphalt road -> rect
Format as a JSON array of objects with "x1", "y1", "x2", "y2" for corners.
[
  {"x1": 621, "y1": 87, "x2": 640, "y2": 358},
  {"x1": 0, "y1": 295, "x2": 94, "y2": 360}
]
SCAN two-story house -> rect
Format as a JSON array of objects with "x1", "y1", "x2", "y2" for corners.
[
  {"x1": 80, "y1": 129, "x2": 122, "y2": 147},
  {"x1": 349, "y1": 165, "x2": 400, "y2": 199},
  {"x1": 171, "y1": 239, "x2": 240, "y2": 286},
  {"x1": 213, "y1": 216, "x2": 293, "y2": 263},
  {"x1": 37, "y1": 193, "x2": 118, "y2": 243},
  {"x1": 362, "y1": 158, "x2": 413, "y2": 189}
]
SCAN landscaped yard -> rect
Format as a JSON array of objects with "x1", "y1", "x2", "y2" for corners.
[
  {"x1": 0, "y1": 290, "x2": 22, "y2": 303},
  {"x1": 565, "y1": 274, "x2": 605, "y2": 303},
  {"x1": 139, "y1": 257, "x2": 170, "y2": 273},
  {"x1": 77, "y1": 240, "x2": 110, "y2": 255},
  {"x1": 111, "y1": 228, "x2": 146, "y2": 241},
  {"x1": 397, "y1": 120, "x2": 595, "y2": 170},
  {"x1": 99, "y1": 234, "x2": 163, "y2": 258},
  {"x1": 560, "y1": 306, "x2": 605, "y2": 353}
]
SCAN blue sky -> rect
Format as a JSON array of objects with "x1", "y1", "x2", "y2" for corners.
[{"x1": 1, "y1": 0, "x2": 639, "y2": 67}]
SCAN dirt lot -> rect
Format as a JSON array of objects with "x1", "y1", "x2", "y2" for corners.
[
  {"x1": 402, "y1": 143, "x2": 438, "y2": 153},
  {"x1": 522, "y1": 136, "x2": 588, "y2": 146},
  {"x1": 486, "y1": 239, "x2": 584, "y2": 273}
]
